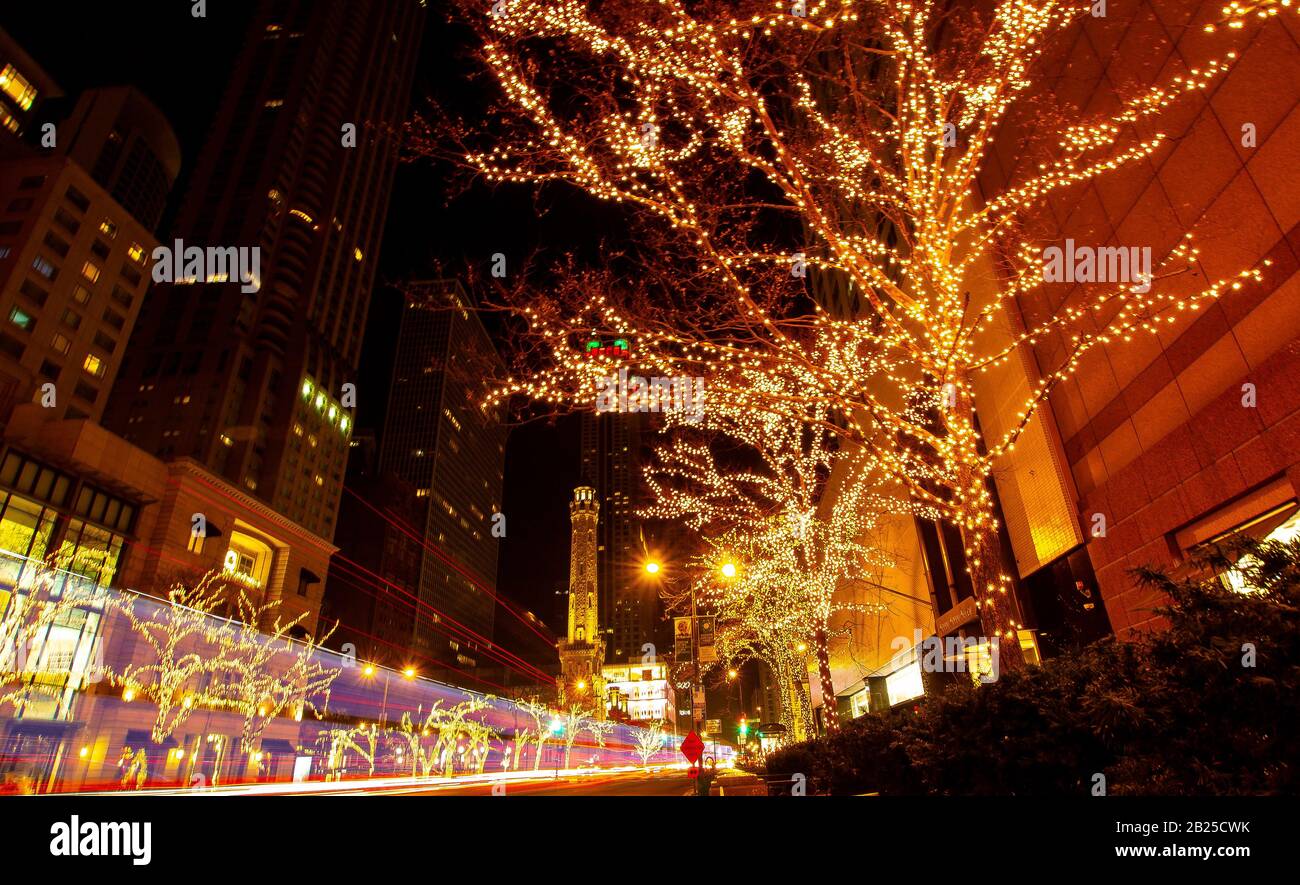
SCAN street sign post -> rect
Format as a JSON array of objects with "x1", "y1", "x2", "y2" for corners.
[{"x1": 680, "y1": 730, "x2": 704, "y2": 764}]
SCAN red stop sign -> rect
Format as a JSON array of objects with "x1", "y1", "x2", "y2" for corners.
[{"x1": 680, "y1": 730, "x2": 704, "y2": 763}]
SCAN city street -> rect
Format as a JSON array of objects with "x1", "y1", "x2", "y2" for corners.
[{"x1": 364, "y1": 769, "x2": 695, "y2": 797}]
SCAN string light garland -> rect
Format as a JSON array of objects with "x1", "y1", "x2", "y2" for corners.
[
  {"x1": 633, "y1": 719, "x2": 670, "y2": 765},
  {"x1": 449, "y1": 0, "x2": 1276, "y2": 667},
  {"x1": 109, "y1": 572, "x2": 340, "y2": 750},
  {"x1": 643, "y1": 366, "x2": 904, "y2": 730}
]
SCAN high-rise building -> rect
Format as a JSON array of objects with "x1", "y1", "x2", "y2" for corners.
[
  {"x1": 0, "y1": 86, "x2": 180, "y2": 425},
  {"x1": 106, "y1": 0, "x2": 424, "y2": 541},
  {"x1": 321, "y1": 429, "x2": 424, "y2": 666},
  {"x1": 48, "y1": 87, "x2": 183, "y2": 232},
  {"x1": 580, "y1": 409, "x2": 656, "y2": 662},
  {"x1": 378, "y1": 281, "x2": 508, "y2": 666},
  {"x1": 0, "y1": 29, "x2": 332, "y2": 635},
  {"x1": 0, "y1": 27, "x2": 61, "y2": 144}
]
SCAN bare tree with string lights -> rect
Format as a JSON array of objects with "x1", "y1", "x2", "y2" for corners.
[
  {"x1": 642, "y1": 366, "x2": 904, "y2": 728},
  {"x1": 434, "y1": 0, "x2": 1278, "y2": 670}
]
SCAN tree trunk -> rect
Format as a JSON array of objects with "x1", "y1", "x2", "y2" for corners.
[
  {"x1": 813, "y1": 628, "x2": 839, "y2": 733},
  {"x1": 947, "y1": 378, "x2": 1025, "y2": 676},
  {"x1": 960, "y1": 523, "x2": 1025, "y2": 675}
]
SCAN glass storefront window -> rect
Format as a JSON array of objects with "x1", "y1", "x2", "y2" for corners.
[
  {"x1": 1221, "y1": 509, "x2": 1300, "y2": 594},
  {"x1": 0, "y1": 496, "x2": 57, "y2": 587},
  {"x1": 885, "y1": 660, "x2": 924, "y2": 707},
  {"x1": 58, "y1": 521, "x2": 122, "y2": 589}
]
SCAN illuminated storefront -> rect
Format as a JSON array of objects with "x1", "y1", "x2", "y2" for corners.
[{"x1": 602, "y1": 660, "x2": 676, "y2": 727}]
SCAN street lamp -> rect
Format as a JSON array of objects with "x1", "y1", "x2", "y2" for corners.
[
  {"x1": 644, "y1": 560, "x2": 661, "y2": 575},
  {"x1": 720, "y1": 561, "x2": 737, "y2": 579},
  {"x1": 402, "y1": 667, "x2": 417, "y2": 680},
  {"x1": 362, "y1": 663, "x2": 395, "y2": 727}
]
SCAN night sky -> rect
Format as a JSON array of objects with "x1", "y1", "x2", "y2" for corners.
[{"x1": 0, "y1": 3, "x2": 605, "y2": 634}]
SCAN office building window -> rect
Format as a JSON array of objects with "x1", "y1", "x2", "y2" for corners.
[
  {"x1": 0, "y1": 64, "x2": 38, "y2": 110},
  {"x1": 64, "y1": 187, "x2": 90, "y2": 213},
  {"x1": 31, "y1": 255, "x2": 56, "y2": 280},
  {"x1": 8, "y1": 306, "x2": 34, "y2": 331}
]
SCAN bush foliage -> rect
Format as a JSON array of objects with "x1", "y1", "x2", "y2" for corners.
[{"x1": 764, "y1": 539, "x2": 1300, "y2": 795}]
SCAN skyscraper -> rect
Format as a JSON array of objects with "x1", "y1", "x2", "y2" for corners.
[
  {"x1": 106, "y1": 0, "x2": 424, "y2": 541},
  {"x1": 377, "y1": 281, "x2": 508, "y2": 666},
  {"x1": 0, "y1": 84, "x2": 180, "y2": 424},
  {"x1": 0, "y1": 27, "x2": 61, "y2": 145},
  {"x1": 580, "y1": 409, "x2": 655, "y2": 662}
]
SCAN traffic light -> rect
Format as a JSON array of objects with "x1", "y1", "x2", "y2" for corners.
[
  {"x1": 738, "y1": 717, "x2": 749, "y2": 739},
  {"x1": 549, "y1": 717, "x2": 564, "y2": 736}
]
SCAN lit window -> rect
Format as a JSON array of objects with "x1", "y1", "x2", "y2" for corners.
[
  {"x1": 289, "y1": 208, "x2": 314, "y2": 224},
  {"x1": 72, "y1": 285, "x2": 91, "y2": 305},
  {"x1": 354, "y1": 248, "x2": 363, "y2": 261},
  {"x1": 31, "y1": 255, "x2": 56, "y2": 279},
  {"x1": 81, "y1": 261, "x2": 101, "y2": 283},
  {"x1": 127, "y1": 243, "x2": 145, "y2": 263},
  {"x1": 0, "y1": 64, "x2": 37, "y2": 111},
  {"x1": 83, "y1": 354, "x2": 106, "y2": 377},
  {"x1": 220, "y1": 434, "x2": 234, "y2": 447},
  {"x1": 8, "y1": 306, "x2": 33, "y2": 330},
  {"x1": 0, "y1": 109, "x2": 17, "y2": 133},
  {"x1": 50, "y1": 333, "x2": 70, "y2": 354},
  {"x1": 264, "y1": 99, "x2": 284, "y2": 109},
  {"x1": 99, "y1": 219, "x2": 118, "y2": 239}
]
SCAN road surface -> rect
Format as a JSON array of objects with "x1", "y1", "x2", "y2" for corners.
[{"x1": 343, "y1": 768, "x2": 695, "y2": 796}]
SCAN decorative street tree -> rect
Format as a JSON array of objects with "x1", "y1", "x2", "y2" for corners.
[
  {"x1": 449, "y1": 0, "x2": 1274, "y2": 667},
  {"x1": 108, "y1": 574, "x2": 247, "y2": 743},
  {"x1": 633, "y1": 719, "x2": 670, "y2": 767},
  {"x1": 643, "y1": 369, "x2": 900, "y2": 725},
  {"x1": 394, "y1": 709, "x2": 437, "y2": 777},
  {"x1": 220, "y1": 593, "x2": 340, "y2": 753},
  {"x1": 557, "y1": 703, "x2": 612, "y2": 769},
  {"x1": 513, "y1": 696, "x2": 556, "y2": 771},
  {"x1": 426, "y1": 697, "x2": 494, "y2": 777},
  {"x1": 109, "y1": 573, "x2": 341, "y2": 747}
]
